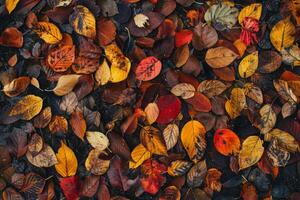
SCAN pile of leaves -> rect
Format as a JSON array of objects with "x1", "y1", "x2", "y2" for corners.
[{"x1": 0, "y1": 0, "x2": 300, "y2": 199}]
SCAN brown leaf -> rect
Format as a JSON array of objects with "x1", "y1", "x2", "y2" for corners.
[
  {"x1": 7, "y1": 128, "x2": 27, "y2": 158},
  {"x1": 3, "y1": 76, "x2": 31, "y2": 97},
  {"x1": 33, "y1": 107, "x2": 52, "y2": 129},
  {"x1": 70, "y1": 110, "x2": 86, "y2": 140},
  {"x1": 48, "y1": 115, "x2": 68, "y2": 134},
  {"x1": 27, "y1": 133, "x2": 43, "y2": 156},
  {"x1": 79, "y1": 175, "x2": 100, "y2": 197},
  {"x1": 0, "y1": 27, "x2": 23, "y2": 48},
  {"x1": 97, "y1": 18, "x2": 116, "y2": 46},
  {"x1": 185, "y1": 92, "x2": 212, "y2": 112},
  {"x1": 107, "y1": 132, "x2": 131, "y2": 160},
  {"x1": 192, "y1": 23, "x2": 218, "y2": 50},
  {"x1": 72, "y1": 56, "x2": 99, "y2": 74},
  {"x1": 205, "y1": 46, "x2": 238, "y2": 68},
  {"x1": 20, "y1": 173, "x2": 45, "y2": 198},
  {"x1": 46, "y1": 45, "x2": 75, "y2": 72}
]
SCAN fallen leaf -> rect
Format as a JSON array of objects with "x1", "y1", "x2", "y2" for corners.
[
  {"x1": 187, "y1": 160, "x2": 207, "y2": 187},
  {"x1": 238, "y1": 3, "x2": 262, "y2": 24},
  {"x1": 238, "y1": 136, "x2": 264, "y2": 170},
  {"x1": 205, "y1": 46, "x2": 238, "y2": 68},
  {"x1": 26, "y1": 144, "x2": 58, "y2": 167},
  {"x1": 264, "y1": 129, "x2": 299, "y2": 152},
  {"x1": 46, "y1": 45, "x2": 75, "y2": 72},
  {"x1": 214, "y1": 129, "x2": 240, "y2": 156},
  {"x1": 258, "y1": 104, "x2": 276, "y2": 134},
  {"x1": 145, "y1": 102, "x2": 159, "y2": 124},
  {"x1": 3, "y1": 76, "x2": 31, "y2": 97},
  {"x1": 135, "y1": 56, "x2": 162, "y2": 81},
  {"x1": 48, "y1": 115, "x2": 68, "y2": 134},
  {"x1": 9, "y1": 95, "x2": 43, "y2": 120},
  {"x1": 168, "y1": 160, "x2": 192, "y2": 176},
  {"x1": 197, "y1": 80, "x2": 227, "y2": 98},
  {"x1": 163, "y1": 124, "x2": 179, "y2": 150},
  {"x1": 33, "y1": 22, "x2": 62, "y2": 44},
  {"x1": 70, "y1": 110, "x2": 86, "y2": 140},
  {"x1": 129, "y1": 143, "x2": 151, "y2": 169},
  {"x1": 5, "y1": 0, "x2": 20, "y2": 14},
  {"x1": 52, "y1": 74, "x2": 81, "y2": 96},
  {"x1": 85, "y1": 149, "x2": 110, "y2": 175},
  {"x1": 238, "y1": 51, "x2": 258, "y2": 78},
  {"x1": 86, "y1": 131, "x2": 109, "y2": 151},
  {"x1": 55, "y1": 142, "x2": 78, "y2": 177},
  {"x1": 70, "y1": 5, "x2": 96, "y2": 39},
  {"x1": 156, "y1": 95, "x2": 181, "y2": 124}
]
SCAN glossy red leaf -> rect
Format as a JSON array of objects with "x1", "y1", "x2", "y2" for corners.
[
  {"x1": 214, "y1": 129, "x2": 241, "y2": 156},
  {"x1": 59, "y1": 176, "x2": 80, "y2": 200},
  {"x1": 175, "y1": 29, "x2": 193, "y2": 47}
]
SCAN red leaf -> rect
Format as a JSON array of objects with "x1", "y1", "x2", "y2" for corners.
[
  {"x1": 185, "y1": 92, "x2": 212, "y2": 112},
  {"x1": 59, "y1": 176, "x2": 80, "y2": 200},
  {"x1": 156, "y1": 95, "x2": 181, "y2": 124},
  {"x1": 135, "y1": 56, "x2": 162, "y2": 81},
  {"x1": 97, "y1": 18, "x2": 116, "y2": 46},
  {"x1": 175, "y1": 29, "x2": 193, "y2": 47}
]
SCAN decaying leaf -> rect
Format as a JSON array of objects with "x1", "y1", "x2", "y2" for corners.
[
  {"x1": 144, "y1": 102, "x2": 159, "y2": 125},
  {"x1": 264, "y1": 129, "x2": 299, "y2": 152},
  {"x1": 9, "y1": 95, "x2": 43, "y2": 120},
  {"x1": 258, "y1": 104, "x2": 277, "y2": 134},
  {"x1": 171, "y1": 83, "x2": 195, "y2": 99},
  {"x1": 205, "y1": 46, "x2": 238, "y2": 68},
  {"x1": 33, "y1": 22, "x2": 62, "y2": 44},
  {"x1": 85, "y1": 149, "x2": 110, "y2": 175},
  {"x1": 86, "y1": 131, "x2": 109, "y2": 151},
  {"x1": 225, "y1": 88, "x2": 246, "y2": 119},
  {"x1": 26, "y1": 144, "x2": 58, "y2": 167},
  {"x1": 163, "y1": 124, "x2": 179, "y2": 150},
  {"x1": 238, "y1": 51, "x2": 258, "y2": 78},
  {"x1": 168, "y1": 160, "x2": 192, "y2": 176}
]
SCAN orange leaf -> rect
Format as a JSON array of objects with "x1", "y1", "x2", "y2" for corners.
[
  {"x1": 213, "y1": 129, "x2": 240, "y2": 156},
  {"x1": 46, "y1": 45, "x2": 75, "y2": 72},
  {"x1": 97, "y1": 18, "x2": 116, "y2": 46}
]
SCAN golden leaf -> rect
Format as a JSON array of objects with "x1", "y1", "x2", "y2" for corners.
[
  {"x1": 55, "y1": 142, "x2": 78, "y2": 177},
  {"x1": 9, "y1": 95, "x2": 43, "y2": 120},
  {"x1": 52, "y1": 74, "x2": 81, "y2": 96},
  {"x1": 86, "y1": 131, "x2": 109, "y2": 151},
  {"x1": 163, "y1": 124, "x2": 179, "y2": 150},
  {"x1": 144, "y1": 103, "x2": 159, "y2": 125},
  {"x1": 205, "y1": 46, "x2": 238, "y2": 68},
  {"x1": 129, "y1": 143, "x2": 151, "y2": 169},
  {"x1": 3, "y1": 76, "x2": 31, "y2": 97},
  {"x1": 33, "y1": 22, "x2": 63, "y2": 44},
  {"x1": 270, "y1": 17, "x2": 295, "y2": 52},
  {"x1": 167, "y1": 160, "x2": 192, "y2": 176},
  {"x1": 181, "y1": 120, "x2": 206, "y2": 162},
  {"x1": 238, "y1": 136, "x2": 264, "y2": 170},
  {"x1": 140, "y1": 126, "x2": 168, "y2": 156},
  {"x1": 273, "y1": 80, "x2": 297, "y2": 103},
  {"x1": 243, "y1": 83, "x2": 263, "y2": 104},
  {"x1": 225, "y1": 88, "x2": 246, "y2": 119},
  {"x1": 5, "y1": 0, "x2": 20, "y2": 14},
  {"x1": 238, "y1": 51, "x2": 258, "y2": 78},
  {"x1": 238, "y1": 3, "x2": 262, "y2": 24},
  {"x1": 70, "y1": 5, "x2": 96, "y2": 39},
  {"x1": 264, "y1": 129, "x2": 299, "y2": 153},
  {"x1": 197, "y1": 80, "x2": 227, "y2": 98}
]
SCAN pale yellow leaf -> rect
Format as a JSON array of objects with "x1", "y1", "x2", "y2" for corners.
[
  {"x1": 86, "y1": 131, "x2": 109, "y2": 151},
  {"x1": 144, "y1": 103, "x2": 159, "y2": 125},
  {"x1": 258, "y1": 104, "x2": 276, "y2": 134},
  {"x1": 264, "y1": 129, "x2": 299, "y2": 152},
  {"x1": 95, "y1": 59, "x2": 111, "y2": 86},
  {"x1": 26, "y1": 144, "x2": 58, "y2": 167},
  {"x1": 163, "y1": 124, "x2": 179, "y2": 150},
  {"x1": 52, "y1": 74, "x2": 81, "y2": 96},
  {"x1": 171, "y1": 83, "x2": 195, "y2": 99}
]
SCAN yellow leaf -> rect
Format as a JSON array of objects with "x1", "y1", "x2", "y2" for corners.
[
  {"x1": 70, "y1": 5, "x2": 96, "y2": 39},
  {"x1": 270, "y1": 17, "x2": 295, "y2": 52},
  {"x1": 3, "y1": 76, "x2": 31, "y2": 97},
  {"x1": 55, "y1": 142, "x2": 78, "y2": 177},
  {"x1": 95, "y1": 59, "x2": 111, "y2": 86},
  {"x1": 140, "y1": 126, "x2": 168, "y2": 156},
  {"x1": 52, "y1": 74, "x2": 81, "y2": 96},
  {"x1": 225, "y1": 88, "x2": 246, "y2": 119},
  {"x1": 129, "y1": 143, "x2": 151, "y2": 169},
  {"x1": 238, "y1": 3, "x2": 262, "y2": 24},
  {"x1": 167, "y1": 160, "x2": 192, "y2": 176},
  {"x1": 264, "y1": 129, "x2": 299, "y2": 152},
  {"x1": 26, "y1": 144, "x2": 58, "y2": 167},
  {"x1": 33, "y1": 22, "x2": 63, "y2": 44},
  {"x1": 181, "y1": 120, "x2": 206, "y2": 162},
  {"x1": 104, "y1": 44, "x2": 131, "y2": 83},
  {"x1": 238, "y1": 136, "x2": 264, "y2": 170},
  {"x1": 233, "y1": 39, "x2": 247, "y2": 57},
  {"x1": 9, "y1": 95, "x2": 43, "y2": 120},
  {"x1": 144, "y1": 103, "x2": 159, "y2": 125},
  {"x1": 86, "y1": 131, "x2": 109, "y2": 151},
  {"x1": 238, "y1": 51, "x2": 258, "y2": 78},
  {"x1": 5, "y1": 0, "x2": 20, "y2": 14}
]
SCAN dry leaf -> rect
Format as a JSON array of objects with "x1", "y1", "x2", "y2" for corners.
[
  {"x1": 238, "y1": 51, "x2": 258, "y2": 78},
  {"x1": 3, "y1": 76, "x2": 31, "y2": 97},
  {"x1": 181, "y1": 120, "x2": 206, "y2": 162},
  {"x1": 48, "y1": 115, "x2": 68, "y2": 134},
  {"x1": 140, "y1": 126, "x2": 168, "y2": 156},
  {"x1": 171, "y1": 83, "x2": 195, "y2": 99},
  {"x1": 70, "y1": 5, "x2": 96, "y2": 39},
  {"x1": 238, "y1": 3, "x2": 262, "y2": 24},
  {"x1": 145, "y1": 103, "x2": 159, "y2": 125},
  {"x1": 33, "y1": 107, "x2": 52, "y2": 129},
  {"x1": 163, "y1": 124, "x2": 179, "y2": 150},
  {"x1": 238, "y1": 136, "x2": 264, "y2": 170},
  {"x1": 205, "y1": 46, "x2": 238, "y2": 68},
  {"x1": 9, "y1": 95, "x2": 43, "y2": 120},
  {"x1": 85, "y1": 149, "x2": 110, "y2": 175},
  {"x1": 86, "y1": 131, "x2": 109, "y2": 151},
  {"x1": 225, "y1": 88, "x2": 246, "y2": 119},
  {"x1": 33, "y1": 22, "x2": 62, "y2": 44},
  {"x1": 5, "y1": 0, "x2": 20, "y2": 14},
  {"x1": 129, "y1": 143, "x2": 151, "y2": 169},
  {"x1": 270, "y1": 17, "x2": 295, "y2": 52},
  {"x1": 46, "y1": 45, "x2": 75, "y2": 72},
  {"x1": 70, "y1": 110, "x2": 86, "y2": 140},
  {"x1": 26, "y1": 144, "x2": 58, "y2": 167},
  {"x1": 134, "y1": 14, "x2": 149, "y2": 28},
  {"x1": 187, "y1": 160, "x2": 207, "y2": 187},
  {"x1": 258, "y1": 104, "x2": 276, "y2": 134},
  {"x1": 59, "y1": 92, "x2": 78, "y2": 114},
  {"x1": 52, "y1": 74, "x2": 81, "y2": 96},
  {"x1": 197, "y1": 80, "x2": 227, "y2": 98},
  {"x1": 168, "y1": 160, "x2": 192, "y2": 176},
  {"x1": 95, "y1": 59, "x2": 111, "y2": 86}
]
